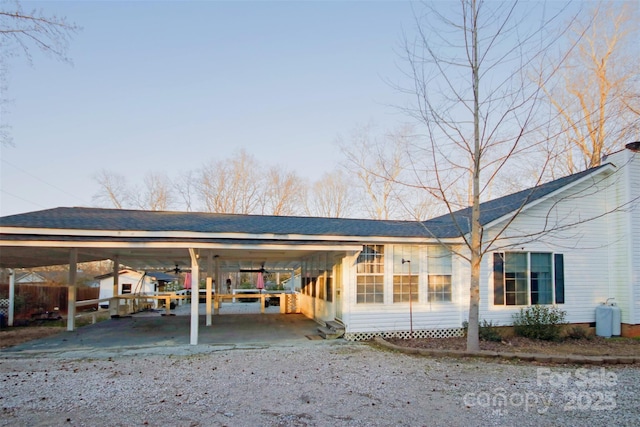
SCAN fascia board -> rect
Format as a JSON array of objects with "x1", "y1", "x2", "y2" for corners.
[
  {"x1": 0, "y1": 239, "x2": 365, "y2": 252},
  {"x1": 0, "y1": 227, "x2": 440, "y2": 244}
]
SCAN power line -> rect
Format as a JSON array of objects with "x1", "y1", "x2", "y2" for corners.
[
  {"x1": 0, "y1": 188, "x2": 47, "y2": 210},
  {"x1": 1, "y1": 158, "x2": 91, "y2": 206}
]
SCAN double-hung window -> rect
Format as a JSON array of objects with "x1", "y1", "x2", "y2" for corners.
[
  {"x1": 356, "y1": 245, "x2": 384, "y2": 304},
  {"x1": 427, "y1": 246, "x2": 452, "y2": 302},
  {"x1": 393, "y1": 245, "x2": 419, "y2": 303},
  {"x1": 493, "y1": 252, "x2": 564, "y2": 306}
]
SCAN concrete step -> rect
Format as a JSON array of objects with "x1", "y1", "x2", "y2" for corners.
[
  {"x1": 318, "y1": 326, "x2": 344, "y2": 340},
  {"x1": 325, "y1": 320, "x2": 345, "y2": 332}
]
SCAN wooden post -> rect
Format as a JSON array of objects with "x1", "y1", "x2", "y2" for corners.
[
  {"x1": 206, "y1": 252, "x2": 213, "y2": 326},
  {"x1": 67, "y1": 249, "x2": 78, "y2": 331},
  {"x1": 189, "y1": 248, "x2": 199, "y2": 345},
  {"x1": 205, "y1": 277, "x2": 213, "y2": 325},
  {"x1": 109, "y1": 256, "x2": 119, "y2": 316},
  {"x1": 8, "y1": 269, "x2": 15, "y2": 326}
]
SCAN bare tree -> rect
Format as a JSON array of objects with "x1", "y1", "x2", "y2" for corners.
[
  {"x1": 305, "y1": 170, "x2": 353, "y2": 218},
  {"x1": 540, "y1": 1, "x2": 640, "y2": 176},
  {"x1": 401, "y1": 0, "x2": 578, "y2": 351},
  {"x1": 197, "y1": 149, "x2": 262, "y2": 214},
  {"x1": 173, "y1": 169, "x2": 197, "y2": 212},
  {"x1": 92, "y1": 170, "x2": 130, "y2": 209},
  {"x1": 131, "y1": 172, "x2": 175, "y2": 211},
  {"x1": 259, "y1": 166, "x2": 306, "y2": 216},
  {"x1": 339, "y1": 123, "x2": 414, "y2": 220},
  {"x1": 1, "y1": 0, "x2": 79, "y2": 146}
]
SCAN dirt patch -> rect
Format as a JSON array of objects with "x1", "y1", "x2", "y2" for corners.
[
  {"x1": 0, "y1": 326, "x2": 65, "y2": 349},
  {"x1": 387, "y1": 336, "x2": 640, "y2": 357}
]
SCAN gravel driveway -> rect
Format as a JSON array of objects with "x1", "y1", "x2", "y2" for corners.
[{"x1": 1, "y1": 340, "x2": 638, "y2": 426}]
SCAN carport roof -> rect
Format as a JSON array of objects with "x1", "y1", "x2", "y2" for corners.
[{"x1": 0, "y1": 207, "x2": 429, "y2": 237}]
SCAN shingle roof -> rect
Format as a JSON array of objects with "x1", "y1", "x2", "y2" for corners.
[
  {"x1": 421, "y1": 164, "x2": 611, "y2": 238},
  {"x1": 0, "y1": 164, "x2": 610, "y2": 240},
  {"x1": 0, "y1": 207, "x2": 428, "y2": 238}
]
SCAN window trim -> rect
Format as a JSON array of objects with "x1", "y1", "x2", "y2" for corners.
[
  {"x1": 356, "y1": 244, "x2": 385, "y2": 304},
  {"x1": 392, "y1": 245, "x2": 419, "y2": 304},
  {"x1": 493, "y1": 251, "x2": 564, "y2": 306},
  {"x1": 427, "y1": 246, "x2": 453, "y2": 303}
]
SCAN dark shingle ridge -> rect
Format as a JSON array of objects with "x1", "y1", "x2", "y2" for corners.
[{"x1": 0, "y1": 163, "x2": 609, "y2": 239}]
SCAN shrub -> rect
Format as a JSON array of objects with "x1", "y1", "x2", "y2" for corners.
[
  {"x1": 462, "y1": 319, "x2": 503, "y2": 342},
  {"x1": 512, "y1": 305, "x2": 567, "y2": 341},
  {"x1": 564, "y1": 325, "x2": 592, "y2": 341},
  {"x1": 479, "y1": 319, "x2": 503, "y2": 342}
]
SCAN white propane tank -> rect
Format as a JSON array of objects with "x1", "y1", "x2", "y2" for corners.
[
  {"x1": 610, "y1": 303, "x2": 621, "y2": 336},
  {"x1": 595, "y1": 304, "x2": 613, "y2": 338}
]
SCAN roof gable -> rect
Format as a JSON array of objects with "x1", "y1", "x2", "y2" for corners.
[{"x1": 421, "y1": 163, "x2": 613, "y2": 238}]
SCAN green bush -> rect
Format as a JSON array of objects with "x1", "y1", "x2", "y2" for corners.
[
  {"x1": 512, "y1": 305, "x2": 567, "y2": 341},
  {"x1": 479, "y1": 320, "x2": 503, "y2": 342}
]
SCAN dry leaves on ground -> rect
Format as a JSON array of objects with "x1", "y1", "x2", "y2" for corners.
[
  {"x1": 387, "y1": 336, "x2": 640, "y2": 357},
  {"x1": 0, "y1": 326, "x2": 65, "y2": 349}
]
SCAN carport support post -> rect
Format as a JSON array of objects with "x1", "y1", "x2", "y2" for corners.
[
  {"x1": 109, "y1": 256, "x2": 120, "y2": 316},
  {"x1": 205, "y1": 277, "x2": 213, "y2": 326},
  {"x1": 206, "y1": 252, "x2": 213, "y2": 326},
  {"x1": 8, "y1": 269, "x2": 15, "y2": 326},
  {"x1": 67, "y1": 248, "x2": 78, "y2": 331},
  {"x1": 189, "y1": 248, "x2": 199, "y2": 345}
]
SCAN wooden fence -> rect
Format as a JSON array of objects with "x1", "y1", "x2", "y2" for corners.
[{"x1": 0, "y1": 284, "x2": 99, "y2": 318}]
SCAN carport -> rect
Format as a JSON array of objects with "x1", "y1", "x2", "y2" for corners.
[{"x1": 0, "y1": 207, "x2": 362, "y2": 344}]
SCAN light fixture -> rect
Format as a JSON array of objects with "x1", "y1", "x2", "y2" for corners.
[{"x1": 625, "y1": 141, "x2": 640, "y2": 152}]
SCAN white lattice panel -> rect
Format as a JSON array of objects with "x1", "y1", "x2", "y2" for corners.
[
  {"x1": 0, "y1": 299, "x2": 9, "y2": 317},
  {"x1": 344, "y1": 328, "x2": 464, "y2": 341},
  {"x1": 285, "y1": 294, "x2": 299, "y2": 313}
]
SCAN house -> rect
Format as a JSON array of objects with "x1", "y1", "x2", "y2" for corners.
[
  {"x1": 0, "y1": 143, "x2": 638, "y2": 343},
  {"x1": 15, "y1": 271, "x2": 46, "y2": 284},
  {"x1": 96, "y1": 269, "x2": 177, "y2": 310}
]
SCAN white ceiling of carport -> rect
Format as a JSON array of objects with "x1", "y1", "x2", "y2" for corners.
[{"x1": 0, "y1": 244, "x2": 353, "y2": 273}]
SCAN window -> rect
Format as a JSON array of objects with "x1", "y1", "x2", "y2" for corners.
[
  {"x1": 393, "y1": 245, "x2": 419, "y2": 303},
  {"x1": 318, "y1": 276, "x2": 325, "y2": 300},
  {"x1": 356, "y1": 245, "x2": 384, "y2": 304},
  {"x1": 121, "y1": 283, "x2": 132, "y2": 294},
  {"x1": 493, "y1": 252, "x2": 564, "y2": 306},
  {"x1": 428, "y1": 246, "x2": 452, "y2": 302}
]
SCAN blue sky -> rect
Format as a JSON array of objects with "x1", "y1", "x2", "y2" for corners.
[{"x1": 1, "y1": 0, "x2": 417, "y2": 216}]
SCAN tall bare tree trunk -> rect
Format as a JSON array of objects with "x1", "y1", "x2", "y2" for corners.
[{"x1": 466, "y1": 0, "x2": 481, "y2": 352}]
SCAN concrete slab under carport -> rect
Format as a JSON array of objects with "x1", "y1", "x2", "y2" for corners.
[{"x1": 1, "y1": 304, "x2": 328, "y2": 358}]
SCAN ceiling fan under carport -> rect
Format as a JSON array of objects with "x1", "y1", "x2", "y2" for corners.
[
  {"x1": 166, "y1": 263, "x2": 191, "y2": 275},
  {"x1": 239, "y1": 262, "x2": 269, "y2": 274}
]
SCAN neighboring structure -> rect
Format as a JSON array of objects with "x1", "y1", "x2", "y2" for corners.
[
  {"x1": 96, "y1": 269, "x2": 177, "y2": 310},
  {"x1": 15, "y1": 271, "x2": 46, "y2": 284},
  {"x1": 0, "y1": 144, "x2": 638, "y2": 343}
]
